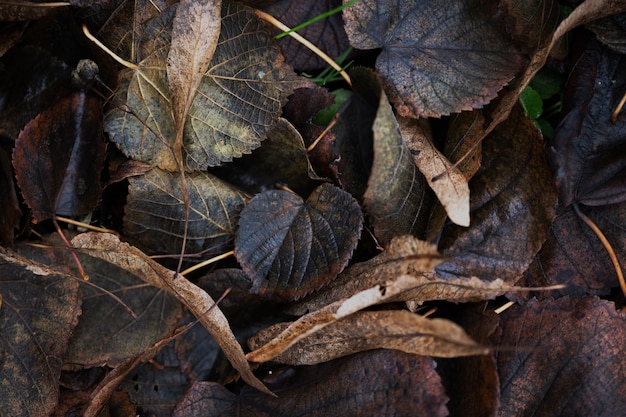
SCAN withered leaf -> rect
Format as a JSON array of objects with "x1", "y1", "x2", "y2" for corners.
[
  {"x1": 491, "y1": 297, "x2": 626, "y2": 417},
  {"x1": 235, "y1": 183, "x2": 362, "y2": 300},
  {"x1": 70, "y1": 232, "x2": 271, "y2": 395},
  {"x1": 0, "y1": 148, "x2": 21, "y2": 246},
  {"x1": 248, "y1": 310, "x2": 488, "y2": 365},
  {"x1": 174, "y1": 350, "x2": 449, "y2": 417},
  {"x1": 363, "y1": 69, "x2": 431, "y2": 244},
  {"x1": 0, "y1": 250, "x2": 81, "y2": 417},
  {"x1": 105, "y1": 2, "x2": 304, "y2": 171},
  {"x1": 342, "y1": 0, "x2": 523, "y2": 118},
  {"x1": 587, "y1": 13, "x2": 626, "y2": 53},
  {"x1": 436, "y1": 104, "x2": 556, "y2": 283},
  {"x1": 548, "y1": 39, "x2": 626, "y2": 207},
  {"x1": 499, "y1": 0, "x2": 562, "y2": 53},
  {"x1": 13, "y1": 86, "x2": 105, "y2": 222},
  {"x1": 124, "y1": 167, "x2": 246, "y2": 256}
]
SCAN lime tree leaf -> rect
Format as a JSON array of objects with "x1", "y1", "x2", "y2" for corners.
[
  {"x1": 105, "y1": 2, "x2": 304, "y2": 171},
  {"x1": 0, "y1": 250, "x2": 80, "y2": 417},
  {"x1": 342, "y1": 0, "x2": 524, "y2": 118},
  {"x1": 362, "y1": 69, "x2": 431, "y2": 245},
  {"x1": 124, "y1": 168, "x2": 247, "y2": 256},
  {"x1": 235, "y1": 183, "x2": 363, "y2": 300}
]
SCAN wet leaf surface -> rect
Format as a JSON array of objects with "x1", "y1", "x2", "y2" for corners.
[
  {"x1": 235, "y1": 183, "x2": 362, "y2": 300},
  {"x1": 343, "y1": 0, "x2": 524, "y2": 118},
  {"x1": 0, "y1": 250, "x2": 81, "y2": 417},
  {"x1": 13, "y1": 86, "x2": 105, "y2": 222},
  {"x1": 491, "y1": 297, "x2": 626, "y2": 417},
  {"x1": 173, "y1": 350, "x2": 449, "y2": 417},
  {"x1": 436, "y1": 105, "x2": 557, "y2": 283},
  {"x1": 124, "y1": 167, "x2": 246, "y2": 256}
]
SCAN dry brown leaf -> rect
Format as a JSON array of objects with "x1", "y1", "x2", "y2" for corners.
[
  {"x1": 398, "y1": 115, "x2": 470, "y2": 227},
  {"x1": 168, "y1": 0, "x2": 221, "y2": 151},
  {"x1": 70, "y1": 232, "x2": 271, "y2": 396},
  {"x1": 248, "y1": 310, "x2": 488, "y2": 365}
]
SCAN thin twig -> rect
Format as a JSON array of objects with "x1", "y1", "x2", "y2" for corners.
[{"x1": 180, "y1": 250, "x2": 235, "y2": 276}]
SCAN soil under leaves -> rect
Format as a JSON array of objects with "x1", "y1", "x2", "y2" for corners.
[{"x1": 1, "y1": 1, "x2": 625, "y2": 416}]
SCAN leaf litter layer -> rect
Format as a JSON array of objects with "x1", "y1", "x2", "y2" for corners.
[{"x1": 1, "y1": 0, "x2": 626, "y2": 416}]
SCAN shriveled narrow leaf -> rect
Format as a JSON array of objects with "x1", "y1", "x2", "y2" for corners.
[
  {"x1": 13, "y1": 87, "x2": 105, "y2": 222},
  {"x1": 363, "y1": 69, "x2": 431, "y2": 244},
  {"x1": 342, "y1": 0, "x2": 523, "y2": 118},
  {"x1": 174, "y1": 351, "x2": 448, "y2": 417},
  {"x1": 436, "y1": 105, "x2": 556, "y2": 283},
  {"x1": 124, "y1": 168, "x2": 246, "y2": 256},
  {"x1": 0, "y1": 250, "x2": 81, "y2": 417},
  {"x1": 398, "y1": 115, "x2": 470, "y2": 227},
  {"x1": 167, "y1": 0, "x2": 221, "y2": 132},
  {"x1": 491, "y1": 297, "x2": 626, "y2": 417},
  {"x1": 249, "y1": 310, "x2": 487, "y2": 365},
  {"x1": 71, "y1": 232, "x2": 271, "y2": 395},
  {"x1": 105, "y1": 2, "x2": 304, "y2": 171},
  {"x1": 235, "y1": 183, "x2": 362, "y2": 300}
]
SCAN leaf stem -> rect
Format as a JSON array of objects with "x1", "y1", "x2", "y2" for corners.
[
  {"x1": 82, "y1": 25, "x2": 138, "y2": 70},
  {"x1": 180, "y1": 250, "x2": 235, "y2": 276},
  {"x1": 573, "y1": 203, "x2": 626, "y2": 298},
  {"x1": 255, "y1": 10, "x2": 351, "y2": 86},
  {"x1": 56, "y1": 215, "x2": 120, "y2": 237},
  {"x1": 611, "y1": 90, "x2": 626, "y2": 124}
]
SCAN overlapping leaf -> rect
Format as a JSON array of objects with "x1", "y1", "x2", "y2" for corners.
[
  {"x1": 105, "y1": 2, "x2": 304, "y2": 171},
  {"x1": 124, "y1": 167, "x2": 246, "y2": 256},
  {"x1": 235, "y1": 183, "x2": 362, "y2": 300},
  {"x1": 0, "y1": 250, "x2": 81, "y2": 417},
  {"x1": 342, "y1": 0, "x2": 524, "y2": 117}
]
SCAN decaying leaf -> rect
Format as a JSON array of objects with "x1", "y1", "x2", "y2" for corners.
[
  {"x1": 105, "y1": 2, "x2": 304, "y2": 171},
  {"x1": 124, "y1": 167, "x2": 247, "y2": 256},
  {"x1": 70, "y1": 232, "x2": 271, "y2": 395},
  {"x1": 342, "y1": 0, "x2": 524, "y2": 118},
  {"x1": 235, "y1": 183, "x2": 362, "y2": 300},
  {"x1": 363, "y1": 69, "x2": 431, "y2": 244},
  {"x1": 0, "y1": 250, "x2": 81, "y2": 417},
  {"x1": 491, "y1": 297, "x2": 626, "y2": 417},
  {"x1": 249, "y1": 310, "x2": 488, "y2": 365},
  {"x1": 174, "y1": 350, "x2": 449, "y2": 417}
]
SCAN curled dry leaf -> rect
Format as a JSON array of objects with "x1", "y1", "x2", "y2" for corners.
[
  {"x1": 70, "y1": 232, "x2": 271, "y2": 395},
  {"x1": 248, "y1": 310, "x2": 488, "y2": 365}
]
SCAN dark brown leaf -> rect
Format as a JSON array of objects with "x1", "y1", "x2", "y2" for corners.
[
  {"x1": 0, "y1": 250, "x2": 81, "y2": 417},
  {"x1": 12, "y1": 80, "x2": 105, "y2": 222},
  {"x1": 124, "y1": 168, "x2": 246, "y2": 257},
  {"x1": 586, "y1": 11, "x2": 626, "y2": 53},
  {"x1": 235, "y1": 183, "x2": 362, "y2": 300},
  {"x1": 173, "y1": 350, "x2": 449, "y2": 417},
  {"x1": 548, "y1": 39, "x2": 626, "y2": 207},
  {"x1": 491, "y1": 297, "x2": 626, "y2": 417},
  {"x1": 0, "y1": 148, "x2": 21, "y2": 245},
  {"x1": 436, "y1": 104, "x2": 557, "y2": 283},
  {"x1": 499, "y1": 0, "x2": 562, "y2": 53},
  {"x1": 342, "y1": 0, "x2": 524, "y2": 118}
]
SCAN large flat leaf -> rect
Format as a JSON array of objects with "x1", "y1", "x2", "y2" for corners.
[
  {"x1": 235, "y1": 183, "x2": 363, "y2": 300},
  {"x1": 105, "y1": 2, "x2": 303, "y2": 171},
  {"x1": 0, "y1": 251, "x2": 81, "y2": 417},
  {"x1": 124, "y1": 167, "x2": 247, "y2": 256},
  {"x1": 342, "y1": 0, "x2": 524, "y2": 117}
]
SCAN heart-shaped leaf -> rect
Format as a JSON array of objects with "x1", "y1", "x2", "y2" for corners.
[
  {"x1": 124, "y1": 167, "x2": 247, "y2": 256},
  {"x1": 235, "y1": 183, "x2": 363, "y2": 300},
  {"x1": 342, "y1": 0, "x2": 524, "y2": 118}
]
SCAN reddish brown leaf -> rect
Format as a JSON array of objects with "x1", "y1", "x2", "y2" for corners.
[
  {"x1": 491, "y1": 297, "x2": 626, "y2": 417},
  {"x1": 12, "y1": 65, "x2": 105, "y2": 222},
  {"x1": 173, "y1": 350, "x2": 449, "y2": 417}
]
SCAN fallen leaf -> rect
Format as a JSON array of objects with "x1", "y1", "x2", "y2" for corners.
[
  {"x1": 586, "y1": 12, "x2": 626, "y2": 53},
  {"x1": 342, "y1": 0, "x2": 524, "y2": 118},
  {"x1": 548, "y1": 38, "x2": 626, "y2": 207},
  {"x1": 0, "y1": 148, "x2": 21, "y2": 245},
  {"x1": 124, "y1": 167, "x2": 247, "y2": 256},
  {"x1": 173, "y1": 350, "x2": 449, "y2": 417},
  {"x1": 248, "y1": 310, "x2": 488, "y2": 365},
  {"x1": 70, "y1": 232, "x2": 271, "y2": 395},
  {"x1": 0, "y1": 250, "x2": 81, "y2": 417},
  {"x1": 362, "y1": 69, "x2": 432, "y2": 244},
  {"x1": 491, "y1": 297, "x2": 626, "y2": 417},
  {"x1": 436, "y1": 104, "x2": 556, "y2": 283},
  {"x1": 235, "y1": 183, "x2": 362, "y2": 300},
  {"x1": 398, "y1": 115, "x2": 470, "y2": 227},
  {"x1": 12, "y1": 62, "x2": 105, "y2": 222},
  {"x1": 499, "y1": 0, "x2": 562, "y2": 53}
]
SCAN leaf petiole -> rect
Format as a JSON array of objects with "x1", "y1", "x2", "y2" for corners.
[{"x1": 82, "y1": 25, "x2": 138, "y2": 70}]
